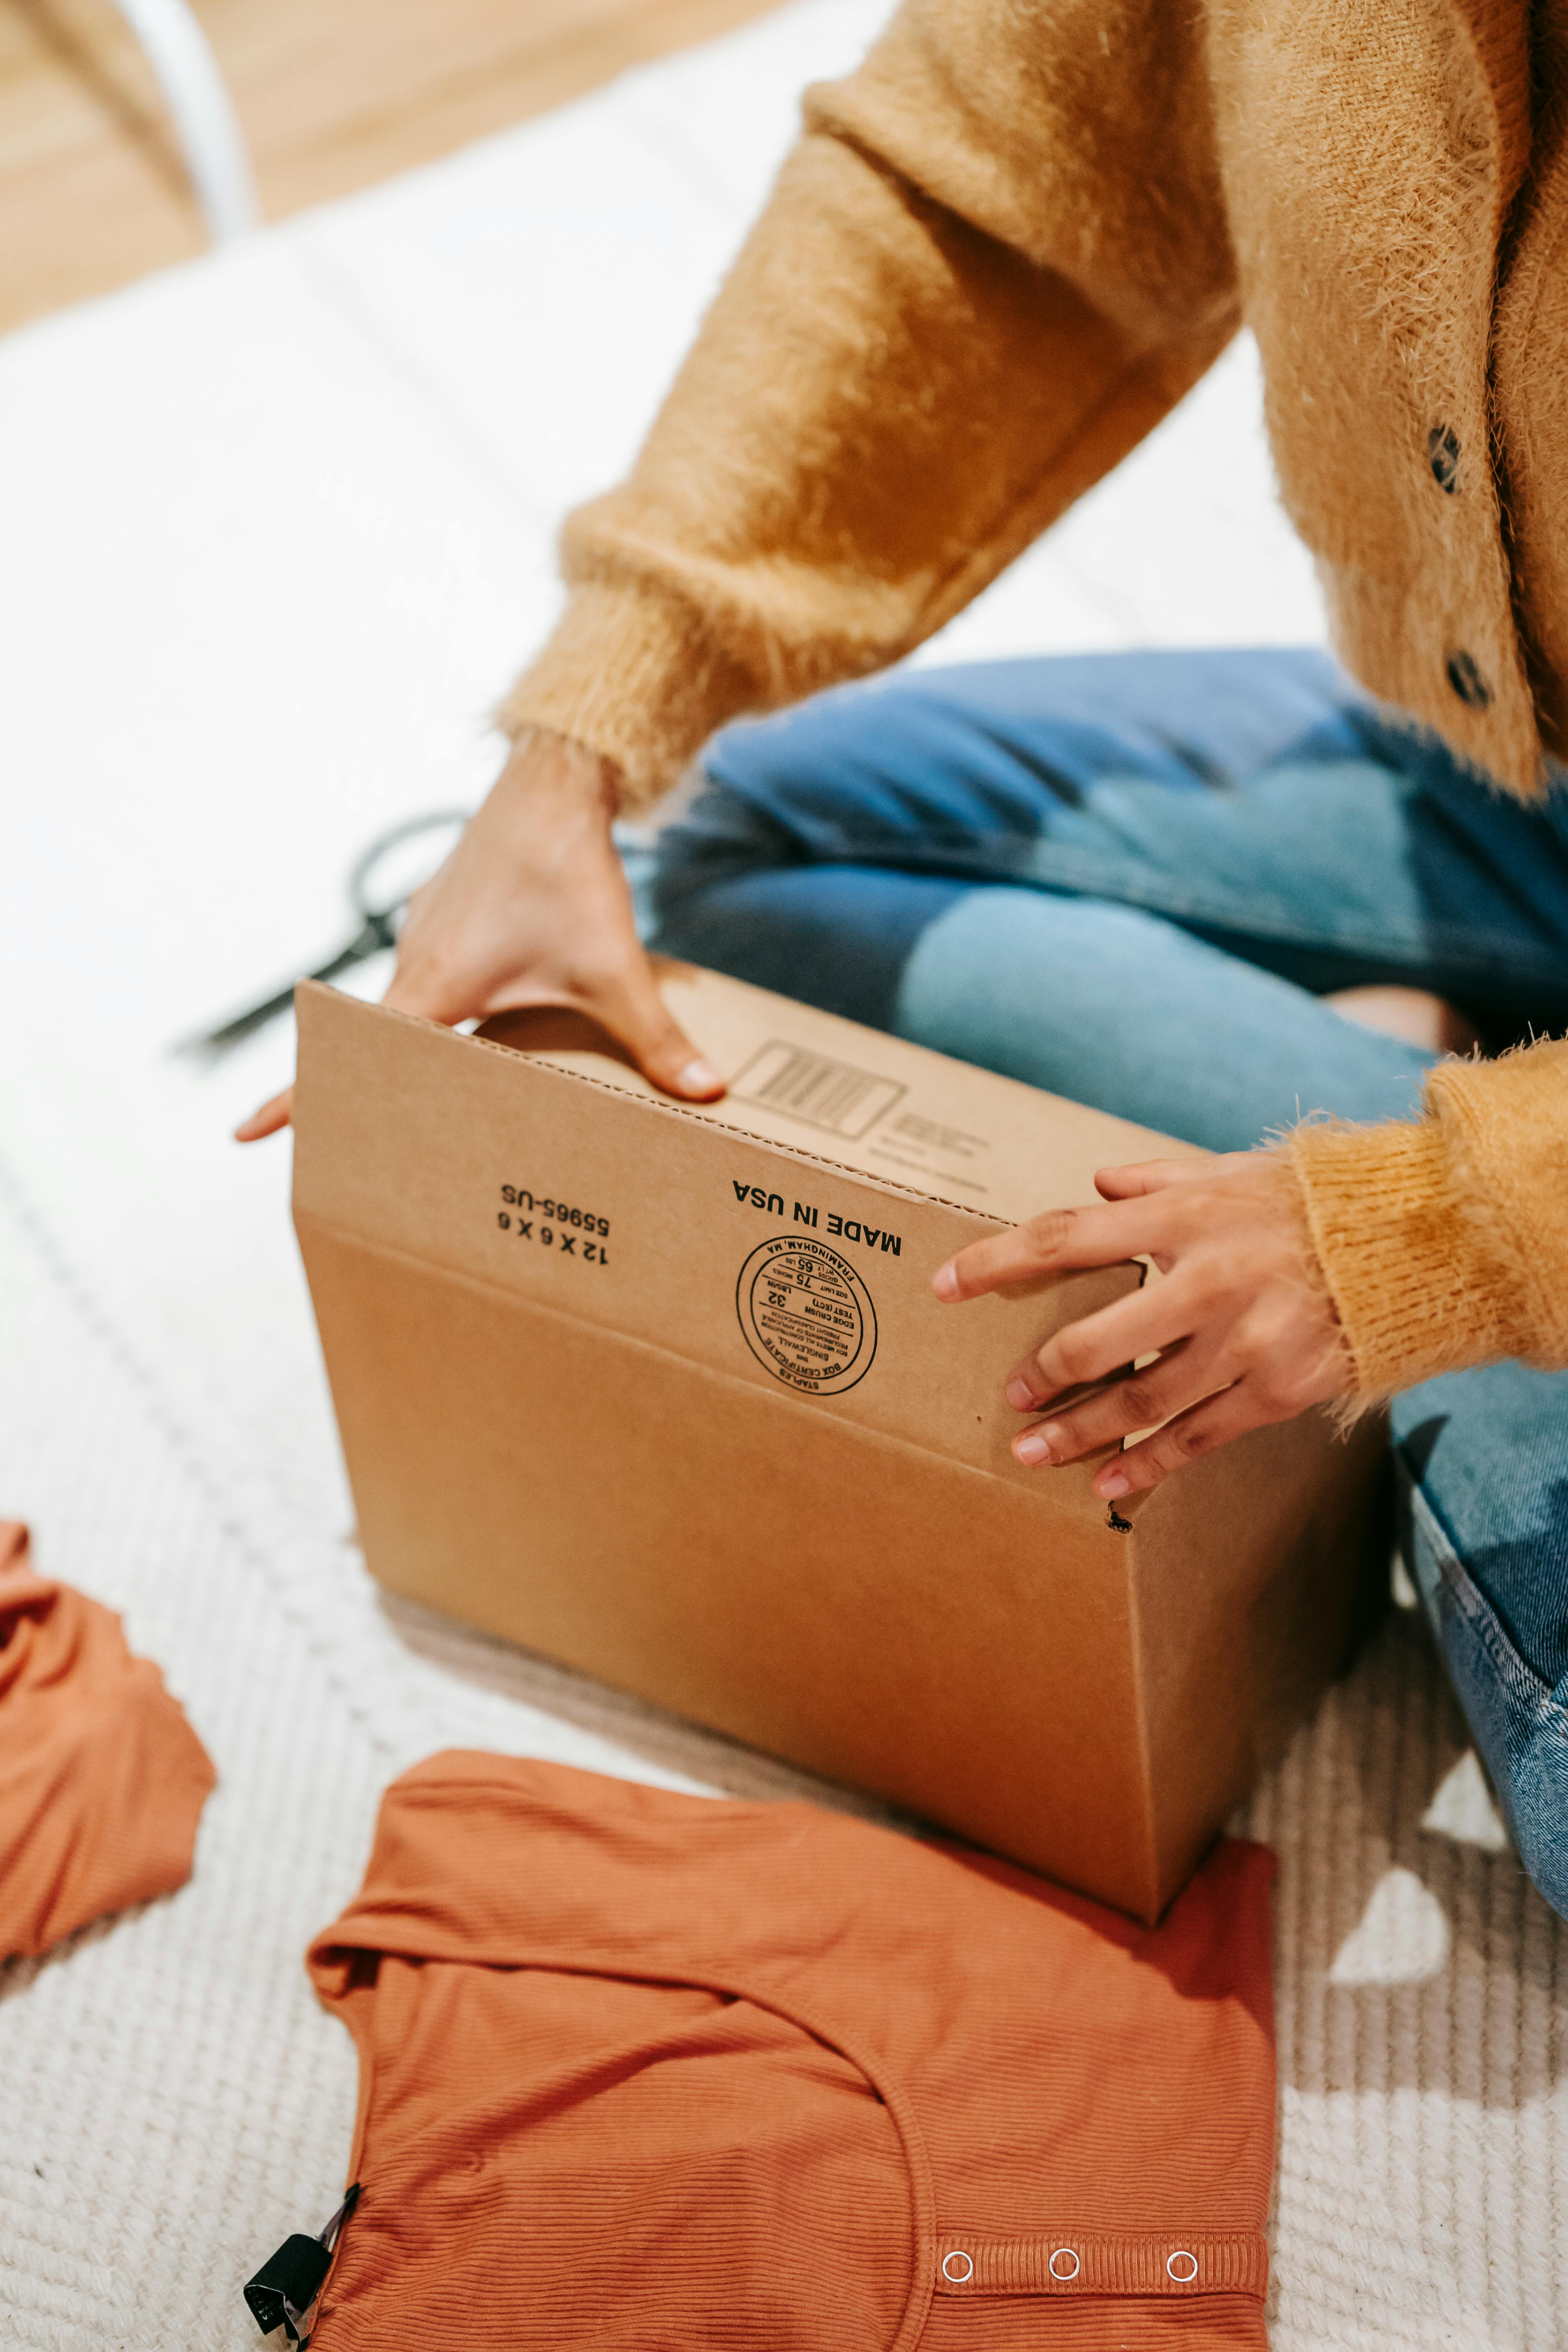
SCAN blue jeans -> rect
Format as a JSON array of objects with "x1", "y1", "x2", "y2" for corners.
[{"x1": 637, "y1": 647, "x2": 1568, "y2": 1917}]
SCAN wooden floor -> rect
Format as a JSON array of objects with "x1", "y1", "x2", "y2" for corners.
[{"x1": 0, "y1": 0, "x2": 784, "y2": 334}]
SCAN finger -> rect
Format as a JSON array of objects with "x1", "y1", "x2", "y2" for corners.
[
  {"x1": 1003, "y1": 1276, "x2": 1202, "y2": 1410},
  {"x1": 1093, "y1": 1152, "x2": 1243, "y2": 1200},
  {"x1": 235, "y1": 1088, "x2": 293, "y2": 1142},
  {"x1": 1011, "y1": 1336, "x2": 1234, "y2": 1467},
  {"x1": 933, "y1": 1199, "x2": 1158, "y2": 1302},
  {"x1": 1094, "y1": 1381, "x2": 1267, "y2": 1501},
  {"x1": 384, "y1": 933, "x2": 726, "y2": 1101},
  {"x1": 590, "y1": 956, "x2": 725, "y2": 1100},
  {"x1": 382, "y1": 951, "x2": 479, "y2": 1027}
]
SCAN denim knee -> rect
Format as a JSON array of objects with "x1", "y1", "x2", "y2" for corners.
[{"x1": 1396, "y1": 1373, "x2": 1568, "y2": 1921}]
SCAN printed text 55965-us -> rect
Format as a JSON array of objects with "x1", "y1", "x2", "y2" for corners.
[{"x1": 501, "y1": 1186, "x2": 608, "y2": 1236}]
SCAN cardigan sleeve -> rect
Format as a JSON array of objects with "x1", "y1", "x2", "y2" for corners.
[
  {"x1": 1287, "y1": 1037, "x2": 1568, "y2": 1395},
  {"x1": 500, "y1": 0, "x2": 1241, "y2": 806}
]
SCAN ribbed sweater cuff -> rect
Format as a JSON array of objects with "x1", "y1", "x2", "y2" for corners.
[
  {"x1": 497, "y1": 584, "x2": 759, "y2": 810},
  {"x1": 1286, "y1": 1118, "x2": 1510, "y2": 1397}
]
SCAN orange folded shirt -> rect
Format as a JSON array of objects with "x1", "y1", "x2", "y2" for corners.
[
  {"x1": 306, "y1": 1753, "x2": 1276, "y2": 2350},
  {"x1": 0, "y1": 1521, "x2": 215, "y2": 1961}
]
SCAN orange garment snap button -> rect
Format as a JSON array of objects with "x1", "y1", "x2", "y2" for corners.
[{"x1": 930, "y1": 2227, "x2": 1263, "y2": 2299}]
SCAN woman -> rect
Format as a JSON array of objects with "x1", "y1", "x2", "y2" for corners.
[{"x1": 245, "y1": 0, "x2": 1568, "y2": 1910}]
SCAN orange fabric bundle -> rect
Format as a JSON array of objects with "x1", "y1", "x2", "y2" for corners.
[
  {"x1": 0, "y1": 1521, "x2": 215, "y2": 1961},
  {"x1": 307, "y1": 1754, "x2": 1276, "y2": 2349}
]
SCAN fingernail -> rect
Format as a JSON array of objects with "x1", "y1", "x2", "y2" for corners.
[
  {"x1": 1005, "y1": 1376, "x2": 1037, "y2": 1410},
  {"x1": 678, "y1": 1057, "x2": 723, "y2": 1094},
  {"x1": 932, "y1": 1263, "x2": 960, "y2": 1301},
  {"x1": 1097, "y1": 1469, "x2": 1131, "y2": 1500},
  {"x1": 1014, "y1": 1430, "x2": 1052, "y2": 1466}
]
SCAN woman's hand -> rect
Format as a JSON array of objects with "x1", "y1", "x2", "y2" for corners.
[
  {"x1": 931, "y1": 1150, "x2": 1348, "y2": 1501},
  {"x1": 236, "y1": 731, "x2": 724, "y2": 1140}
]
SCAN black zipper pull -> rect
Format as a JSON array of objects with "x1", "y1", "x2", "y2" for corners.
[{"x1": 244, "y1": 2183, "x2": 361, "y2": 2345}]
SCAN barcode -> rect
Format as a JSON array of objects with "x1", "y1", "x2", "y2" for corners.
[{"x1": 729, "y1": 1040, "x2": 906, "y2": 1140}]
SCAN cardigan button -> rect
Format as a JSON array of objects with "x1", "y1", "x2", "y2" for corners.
[
  {"x1": 1446, "y1": 650, "x2": 1491, "y2": 709},
  {"x1": 1428, "y1": 425, "x2": 1461, "y2": 492}
]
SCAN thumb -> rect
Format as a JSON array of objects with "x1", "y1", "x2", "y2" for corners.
[
  {"x1": 601, "y1": 959, "x2": 726, "y2": 1100},
  {"x1": 382, "y1": 944, "x2": 483, "y2": 1027}
]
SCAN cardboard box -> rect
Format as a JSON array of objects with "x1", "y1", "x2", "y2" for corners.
[{"x1": 292, "y1": 967, "x2": 1385, "y2": 1921}]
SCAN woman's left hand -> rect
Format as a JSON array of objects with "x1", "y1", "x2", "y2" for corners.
[{"x1": 931, "y1": 1150, "x2": 1349, "y2": 1502}]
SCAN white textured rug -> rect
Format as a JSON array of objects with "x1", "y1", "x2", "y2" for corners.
[{"x1": 1, "y1": 3, "x2": 1563, "y2": 2346}]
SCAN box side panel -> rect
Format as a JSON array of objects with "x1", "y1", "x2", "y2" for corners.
[
  {"x1": 297, "y1": 1214, "x2": 1161, "y2": 1918},
  {"x1": 1130, "y1": 1407, "x2": 1388, "y2": 1911},
  {"x1": 292, "y1": 982, "x2": 1138, "y2": 1483}
]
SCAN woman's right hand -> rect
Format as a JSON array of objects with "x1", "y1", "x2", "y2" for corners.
[{"x1": 235, "y1": 730, "x2": 724, "y2": 1141}]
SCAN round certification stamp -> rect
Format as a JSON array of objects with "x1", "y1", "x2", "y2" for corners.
[{"x1": 735, "y1": 1235, "x2": 878, "y2": 1396}]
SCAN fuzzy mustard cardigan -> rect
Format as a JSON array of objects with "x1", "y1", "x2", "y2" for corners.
[{"x1": 503, "y1": 0, "x2": 1568, "y2": 1400}]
